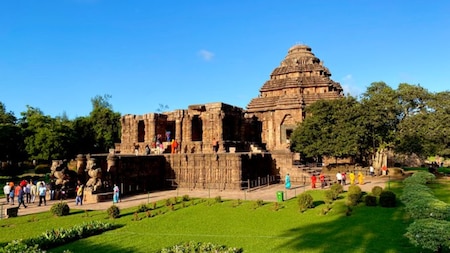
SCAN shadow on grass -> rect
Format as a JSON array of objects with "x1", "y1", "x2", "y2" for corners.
[{"x1": 276, "y1": 204, "x2": 420, "y2": 253}]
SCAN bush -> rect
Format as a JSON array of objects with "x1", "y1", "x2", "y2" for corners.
[
  {"x1": 323, "y1": 190, "x2": 334, "y2": 204},
  {"x1": 405, "y1": 218, "x2": 450, "y2": 252},
  {"x1": 50, "y1": 202, "x2": 70, "y2": 216},
  {"x1": 379, "y1": 191, "x2": 396, "y2": 207},
  {"x1": 34, "y1": 164, "x2": 51, "y2": 174},
  {"x1": 215, "y1": 196, "x2": 222, "y2": 203},
  {"x1": 346, "y1": 193, "x2": 360, "y2": 207},
  {"x1": 107, "y1": 205, "x2": 120, "y2": 219},
  {"x1": 364, "y1": 195, "x2": 377, "y2": 206},
  {"x1": 404, "y1": 198, "x2": 450, "y2": 220},
  {"x1": 298, "y1": 193, "x2": 314, "y2": 212},
  {"x1": 330, "y1": 183, "x2": 343, "y2": 199},
  {"x1": 158, "y1": 241, "x2": 243, "y2": 253},
  {"x1": 347, "y1": 185, "x2": 362, "y2": 197},
  {"x1": 0, "y1": 240, "x2": 44, "y2": 253},
  {"x1": 137, "y1": 203, "x2": 148, "y2": 213},
  {"x1": 371, "y1": 186, "x2": 383, "y2": 197},
  {"x1": 182, "y1": 195, "x2": 190, "y2": 201}
]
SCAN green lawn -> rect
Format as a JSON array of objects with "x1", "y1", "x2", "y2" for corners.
[{"x1": 1, "y1": 181, "x2": 446, "y2": 253}]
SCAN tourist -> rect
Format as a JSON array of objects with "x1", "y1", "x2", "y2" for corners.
[
  {"x1": 49, "y1": 180, "x2": 55, "y2": 200},
  {"x1": 358, "y1": 172, "x2": 364, "y2": 185},
  {"x1": 319, "y1": 173, "x2": 325, "y2": 189},
  {"x1": 349, "y1": 171, "x2": 355, "y2": 185},
  {"x1": 113, "y1": 184, "x2": 120, "y2": 203},
  {"x1": 381, "y1": 165, "x2": 388, "y2": 176},
  {"x1": 145, "y1": 144, "x2": 150, "y2": 155},
  {"x1": 14, "y1": 183, "x2": 21, "y2": 201},
  {"x1": 75, "y1": 183, "x2": 84, "y2": 205},
  {"x1": 25, "y1": 181, "x2": 31, "y2": 203},
  {"x1": 311, "y1": 174, "x2": 317, "y2": 189},
  {"x1": 369, "y1": 165, "x2": 375, "y2": 176},
  {"x1": 9, "y1": 184, "x2": 15, "y2": 205},
  {"x1": 336, "y1": 171, "x2": 342, "y2": 185},
  {"x1": 212, "y1": 138, "x2": 219, "y2": 153},
  {"x1": 30, "y1": 181, "x2": 37, "y2": 203},
  {"x1": 17, "y1": 185, "x2": 27, "y2": 209},
  {"x1": 285, "y1": 173, "x2": 291, "y2": 189},
  {"x1": 38, "y1": 182, "x2": 47, "y2": 206},
  {"x1": 3, "y1": 182, "x2": 10, "y2": 204},
  {"x1": 171, "y1": 139, "x2": 179, "y2": 154},
  {"x1": 134, "y1": 143, "x2": 140, "y2": 156},
  {"x1": 341, "y1": 171, "x2": 346, "y2": 185},
  {"x1": 165, "y1": 130, "x2": 171, "y2": 142}
]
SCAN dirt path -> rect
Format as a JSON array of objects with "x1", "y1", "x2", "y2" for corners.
[{"x1": 2, "y1": 175, "x2": 395, "y2": 218}]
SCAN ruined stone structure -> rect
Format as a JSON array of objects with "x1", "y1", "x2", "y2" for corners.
[{"x1": 105, "y1": 45, "x2": 344, "y2": 192}]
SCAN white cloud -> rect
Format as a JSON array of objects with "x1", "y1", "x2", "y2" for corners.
[
  {"x1": 198, "y1": 50, "x2": 214, "y2": 61},
  {"x1": 340, "y1": 74, "x2": 363, "y2": 97}
]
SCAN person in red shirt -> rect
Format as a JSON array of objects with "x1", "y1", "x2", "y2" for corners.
[
  {"x1": 311, "y1": 174, "x2": 317, "y2": 189},
  {"x1": 319, "y1": 173, "x2": 325, "y2": 189}
]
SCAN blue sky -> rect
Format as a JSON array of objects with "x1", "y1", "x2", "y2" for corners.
[{"x1": 1, "y1": 0, "x2": 449, "y2": 119}]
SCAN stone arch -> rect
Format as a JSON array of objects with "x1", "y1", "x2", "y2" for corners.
[{"x1": 280, "y1": 114, "x2": 296, "y2": 144}]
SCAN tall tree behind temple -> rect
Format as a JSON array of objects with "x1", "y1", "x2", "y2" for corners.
[
  {"x1": 89, "y1": 94, "x2": 121, "y2": 153},
  {"x1": 0, "y1": 102, "x2": 25, "y2": 161},
  {"x1": 19, "y1": 106, "x2": 74, "y2": 161}
]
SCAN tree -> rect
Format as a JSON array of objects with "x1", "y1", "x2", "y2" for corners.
[
  {"x1": 290, "y1": 96, "x2": 367, "y2": 163},
  {"x1": 0, "y1": 102, "x2": 24, "y2": 161},
  {"x1": 20, "y1": 106, "x2": 75, "y2": 161},
  {"x1": 89, "y1": 95, "x2": 121, "y2": 153}
]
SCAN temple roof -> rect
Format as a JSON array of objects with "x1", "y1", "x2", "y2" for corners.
[{"x1": 246, "y1": 44, "x2": 343, "y2": 112}]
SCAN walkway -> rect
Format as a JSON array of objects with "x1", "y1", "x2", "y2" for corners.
[{"x1": 2, "y1": 175, "x2": 392, "y2": 218}]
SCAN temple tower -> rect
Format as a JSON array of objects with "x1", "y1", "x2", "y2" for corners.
[{"x1": 246, "y1": 44, "x2": 343, "y2": 151}]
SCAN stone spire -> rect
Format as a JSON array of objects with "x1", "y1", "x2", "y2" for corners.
[{"x1": 246, "y1": 44, "x2": 343, "y2": 112}]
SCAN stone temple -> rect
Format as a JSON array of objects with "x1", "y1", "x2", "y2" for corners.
[{"x1": 87, "y1": 45, "x2": 343, "y2": 198}]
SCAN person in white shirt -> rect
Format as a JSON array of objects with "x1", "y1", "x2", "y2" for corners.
[
  {"x1": 336, "y1": 171, "x2": 343, "y2": 185},
  {"x1": 3, "y1": 183, "x2": 11, "y2": 204}
]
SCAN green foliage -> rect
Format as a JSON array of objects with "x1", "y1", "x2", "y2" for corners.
[
  {"x1": 346, "y1": 193, "x2": 360, "y2": 207},
  {"x1": 22, "y1": 221, "x2": 113, "y2": 251},
  {"x1": 107, "y1": 205, "x2": 120, "y2": 219},
  {"x1": 214, "y1": 196, "x2": 222, "y2": 203},
  {"x1": 405, "y1": 218, "x2": 450, "y2": 252},
  {"x1": 330, "y1": 183, "x2": 343, "y2": 199},
  {"x1": 158, "y1": 241, "x2": 243, "y2": 253},
  {"x1": 137, "y1": 203, "x2": 148, "y2": 213},
  {"x1": 182, "y1": 195, "x2": 190, "y2": 201},
  {"x1": 0, "y1": 240, "x2": 44, "y2": 253},
  {"x1": 323, "y1": 190, "x2": 334, "y2": 204},
  {"x1": 347, "y1": 185, "x2": 362, "y2": 197},
  {"x1": 89, "y1": 94, "x2": 121, "y2": 152},
  {"x1": 364, "y1": 195, "x2": 377, "y2": 206},
  {"x1": 379, "y1": 191, "x2": 396, "y2": 207},
  {"x1": 297, "y1": 193, "x2": 314, "y2": 212},
  {"x1": 371, "y1": 186, "x2": 383, "y2": 197},
  {"x1": 50, "y1": 202, "x2": 70, "y2": 216},
  {"x1": 404, "y1": 198, "x2": 450, "y2": 220}
]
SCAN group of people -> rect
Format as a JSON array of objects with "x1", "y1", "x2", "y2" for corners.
[
  {"x1": 3, "y1": 180, "x2": 49, "y2": 208},
  {"x1": 335, "y1": 171, "x2": 365, "y2": 186}
]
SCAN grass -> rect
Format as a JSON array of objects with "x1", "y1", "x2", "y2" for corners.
[{"x1": 0, "y1": 181, "x2": 446, "y2": 253}]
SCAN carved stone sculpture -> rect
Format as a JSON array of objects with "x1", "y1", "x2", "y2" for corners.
[{"x1": 85, "y1": 157, "x2": 102, "y2": 192}]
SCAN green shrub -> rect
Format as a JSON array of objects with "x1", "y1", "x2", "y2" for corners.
[
  {"x1": 405, "y1": 218, "x2": 450, "y2": 252},
  {"x1": 404, "y1": 198, "x2": 450, "y2": 220},
  {"x1": 165, "y1": 198, "x2": 172, "y2": 206},
  {"x1": 346, "y1": 193, "x2": 360, "y2": 207},
  {"x1": 364, "y1": 195, "x2": 377, "y2": 206},
  {"x1": 298, "y1": 193, "x2": 314, "y2": 212},
  {"x1": 34, "y1": 164, "x2": 51, "y2": 174},
  {"x1": 137, "y1": 203, "x2": 148, "y2": 213},
  {"x1": 50, "y1": 202, "x2": 70, "y2": 216},
  {"x1": 348, "y1": 185, "x2": 362, "y2": 197},
  {"x1": 182, "y1": 195, "x2": 190, "y2": 201},
  {"x1": 371, "y1": 186, "x2": 383, "y2": 197},
  {"x1": 0, "y1": 240, "x2": 44, "y2": 253},
  {"x1": 107, "y1": 205, "x2": 120, "y2": 219},
  {"x1": 323, "y1": 190, "x2": 334, "y2": 204},
  {"x1": 330, "y1": 183, "x2": 343, "y2": 199},
  {"x1": 158, "y1": 241, "x2": 243, "y2": 253},
  {"x1": 379, "y1": 191, "x2": 396, "y2": 207},
  {"x1": 215, "y1": 196, "x2": 222, "y2": 203}
]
